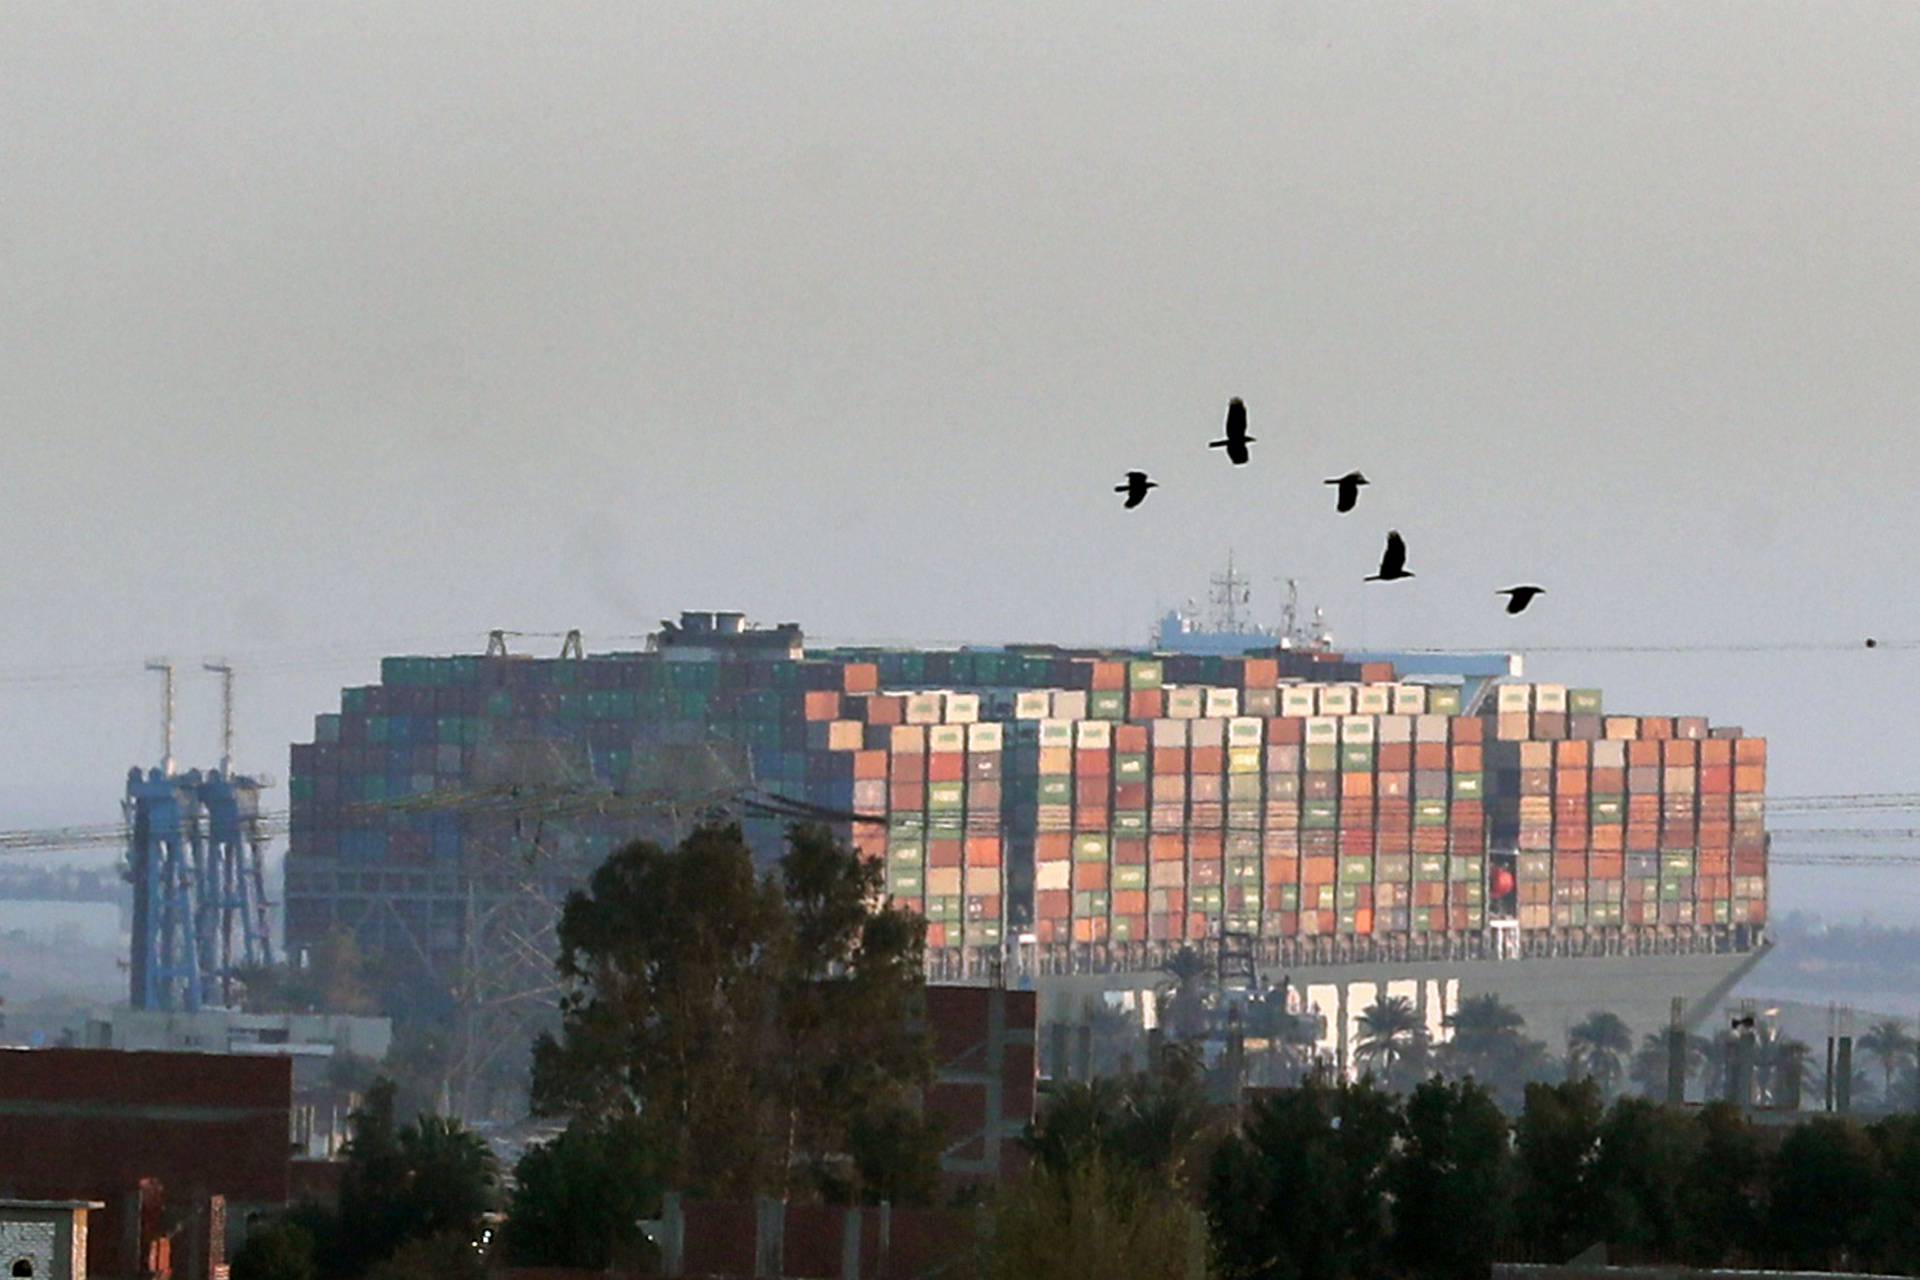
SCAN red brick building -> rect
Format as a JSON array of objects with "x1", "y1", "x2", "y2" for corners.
[{"x1": 0, "y1": 1049, "x2": 290, "y2": 1280}]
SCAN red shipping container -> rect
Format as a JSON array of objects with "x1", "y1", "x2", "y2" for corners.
[
  {"x1": 1036, "y1": 833, "x2": 1072, "y2": 861},
  {"x1": 1114, "y1": 837, "x2": 1148, "y2": 864},
  {"x1": 841, "y1": 663, "x2": 879, "y2": 694},
  {"x1": 1191, "y1": 746, "x2": 1225, "y2": 774},
  {"x1": 1377, "y1": 743, "x2": 1412, "y2": 771},
  {"x1": 1090, "y1": 661, "x2": 1127, "y2": 691},
  {"x1": 1075, "y1": 777, "x2": 1106, "y2": 806},
  {"x1": 1628, "y1": 741, "x2": 1661, "y2": 767},
  {"x1": 1114, "y1": 889, "x2": 1148, "y2": 914},
  {"x1": 1190, "y1": 831, "x2": 1225, "y2": 859},
  {"x1": 965, "y1": 837, "x2": 1001, "y2": 867},
  {"x1": 890, "y1": 783, "x2": 925, "y2": 810},
  {"x1": 804, "y1": 691, "x2": 842, "y2": 721},
  {"x1": 1734, "y1": 765, "x2": 1766, "y2": 792},
  {"x1": 1264, "y1": 857, "x2": 1299, "y2": 885},
  {"x1": 1114, "y1": 723, "x2": 1149, "y2": 752},
  {"x1": 1150, "y1": 834, "x2": 1185, "y2": 862},
  {"x1": 1073, "y1": 862, "x2": 1108, "y2": 890},
  {"x1": 1452, "y1": 744, "x2": 1484, "y2": 771},
  {"x1": 1452, "y1": 718, "x2": 1485, "y2": 744},
  {"x1": 1267, "y1": 717, "x2": 1304, "y2": 745},
  {"x1": 1129, "y1": 690, "x2": 1165, "y2": 719},
  {"x1": 1075, "y1": 807, "x2": 1110, "y2": 831},
  {"x1": 1343, "y1": 773, "x2": 1375, "y2": 799},
  {"x1": 1075, "y1": 749, "x2": 1111, "y2": 778},
  {"x1": 1734, "y1": 738, "x2": 1767, "y2": 765},
  {"x1": 925, "y1": 923, "x2": 947, "y2": 948},
  {"x1": 1153, "y1": 748, "x2": 1187, "y2": 774},
  {"x1": 854, "y1": 750, "x2": 888, "y2": 780},
  {"x1": 1701, "y1": 739, "x2": 1733, "y2": 766},
  {"x1": 1415, "y1": 743, "x2": 1448, "y2": 770},
  {"x1": 1641, "y1": 717, "x2": 1674, "y2": 740},
  {"x1": 1663, "y1": 740, "x2": 1698, "y2": 766},
  {"x1": 928, "y1": 840, "x2": 963, "y2": 868},
  {"x1": 928, "y1": 753, "x2": 965, "y2": 783}
]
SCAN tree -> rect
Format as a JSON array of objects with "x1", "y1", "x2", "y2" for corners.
[
  {"x1": 330, "y1": 1080, "x2": 500, "y2": 1278},
  {"x1": 1769, "y1": 1117, "x2": 1881, "y2": 1270},
  {"x1": 1567, "y1": 1012, "x2": 1634, "y2": 1096},
  {"x1": 238, "y1": 928, "x2": 380, "y2": 1016},
  {"x1": 1861, "y1": 1020, "x2": 1915, "y2": 1102},
  {"x1": 1388, "y1": 1076, "x2": 1514, "y2": 1280},
  {"x1": 504, "y1": 1120, "x2": 661, "y2": 1270},
  {"x1": 1441, "y1": 995, "x2": 1553, "y2": 1112},
  {"x1": 1084, "y1": 998, "x2": 1142, "y2": 1077},
  {"x1": 1022, "y1": 1043, "x2": 1215, "y2": 1191},
  {"x1": 1207, "y1": 1078, "x2": 1399, "y2": 1280},
  {"x1": 1513, "y1": 1079, "x2": 1604, "y2": 1263},
  {"x1": 364, "y1": 1234, "x2": 487, "y2": 1280},
  {"x1": 977, "y1": 1159, "x2": 1208, "y2": 1280},
  {"x1": 1678, "y1": 1102, "x2": 1764, "y2": 1269},
  {"x1": 1355, "y1": 995, "x2": 1422, "y2": 1084},
  {"x1": 530, "y1": 822, "x2": 935, "y2": 1201},
  {"x1": 1866, "y1": 1113, "x2": 1920, "y2": 1273},
  {"x1": 1589, "y1": 1097, "x2": 1700, "y2": 1263},
  {"x1": 1156, "y1": 947, "x2": 1216, "y2": 1043},
  {"x1": 1244, "y1": 985, "x2": 1321, "y2": 1086},
  {"x1": 231, "y1": 1221, "x2": 317, "y2": 1280}
]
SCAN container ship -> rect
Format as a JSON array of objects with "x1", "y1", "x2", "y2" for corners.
[{"x1": 283, "y1": 603, "x2": 1769, "y2": 1068}]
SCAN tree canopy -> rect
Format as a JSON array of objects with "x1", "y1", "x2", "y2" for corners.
[{"x1": 530, "y1": 821, "x2": 936, "y2": 1200}]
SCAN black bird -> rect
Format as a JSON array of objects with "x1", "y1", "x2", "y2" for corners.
[
  {"x1": 1115, "y1": 471, "x2": 1158, "y2": 509},
  {"x1": 1324, "y1": 470, "x2": 1369, "y2": 513},
  {"x1": 1365, "y1": 530, "x2": 1413, "y2": 581},
  {"x1": 1208, "y1": 398, "x2": 1255, "y2": 465},
  {"x1": 1497, "y1": 585, "x2": 1545, "y2": 615}
]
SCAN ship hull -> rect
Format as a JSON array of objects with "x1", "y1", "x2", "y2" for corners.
[{"x1": 1032, "y1": 943, "x2": 1771, "y2": 1067}]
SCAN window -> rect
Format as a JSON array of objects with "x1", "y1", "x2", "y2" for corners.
[{"x1": 14, "y1": 1257, "x2": 35, "y2": 1277}]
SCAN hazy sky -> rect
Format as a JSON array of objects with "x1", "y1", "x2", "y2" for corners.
[{"x1": 3, "y1": 4, "x2": 1918, "y2": 919}]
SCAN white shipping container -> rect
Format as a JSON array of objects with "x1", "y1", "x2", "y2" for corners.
[
  {"x1": 1317, "y1": 685, "x2": 1356, "y2": 715},
  {"x1": 1340, "y1": 716, "x2": 1376, "y2": 745},
  {"x1": 1415, "y1": 714, "x2": 1450, "y2": 744},
  {"x1": 1228, "y1": 716, "x2": 1264, "y2": 746},
  {"x1": 1036, "y1": 861, "x2": 1071, "y2": 891},
  {"x1": 1355, "y1": 685, "x2": 1392, "y2": 715},
  {"x1": 1496, "y1": 684, "x2": 1532, "y2": 714},
  {"x1": 1050, "y1": 690, "x2": 1089, "y2": 721},
  {"x1": 1377, "y1": 714, "x2": 1413, "y2": 744},
  {"x1": 1205, "y1": 687, "x2": 1240, "y2": 718},
  {"x1": 1015, "y1": 690, "x2": 1051, "y2": 720},
  {"x1": 943, "y1": 691, "x2": 980, "y2": 723},
  {"x1": 1165, "y1": 687, "x2": 1204, "y2": 720},
  {"x1": 1305, "y1": 715, "x2": 1340, "y2": 745},
  {"x1": 966, "y1": 722, "x2": 1003, "y2": 752},
  {"x1": 1152, "y1": 718, "x2": 1189, "y2": 748},
  {"x1": 1188, "y1": 717, "x2": 1226, "y2": 748},
  {"x1": 1392, "y1": 684, "x2": 1428, "y2": 715},
  {"x1": 1281, "y1": 686, "x2": 1319, "y2": 717},
  {"x1": 1534, "y1": 684, "x2": 1568, "y2": 713},
  {"x1": 1075, "y1": 719, "x2": 1113, "y2": 750}
]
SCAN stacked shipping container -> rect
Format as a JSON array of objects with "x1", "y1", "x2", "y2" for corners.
[{"x1": 284, "y1": 642, "x2": 1766, "y2": 976}]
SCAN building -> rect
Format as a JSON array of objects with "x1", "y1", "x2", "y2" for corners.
[
  {"x1": 77, "y1": 1009, "x2": 390, "y2": 1157},
  {"x1": 924, "y1": 985, "x2": 1036, "y2": 1183},
  {"x1": 0, "y1": 1202, "x2": 100, "y2": 1280},
  {"x1": 0, "y1": 1049, "x2": 289, "y2": 1279},
  {"x1": 284, "y1": 612, "x2": 1769, "y2": 1060}
]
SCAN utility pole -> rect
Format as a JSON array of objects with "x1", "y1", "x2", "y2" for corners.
[
  {"x1": 145, "y1": 661, "x2": 176, "y2": 774},
  {"x1": 203, "y1": 662, "x2": 235, "y2": 774}
]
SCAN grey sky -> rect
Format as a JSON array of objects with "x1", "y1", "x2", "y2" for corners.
[{"x1": 3, "y1": 4, "x2": 1918, "y2": 918}]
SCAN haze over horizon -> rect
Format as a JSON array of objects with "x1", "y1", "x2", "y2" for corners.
[{"x1": 4, "y1": 3, "x2": 1919, "y2": 921}]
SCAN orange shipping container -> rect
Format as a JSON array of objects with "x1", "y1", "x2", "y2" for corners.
[
  {"x1": 1129, "y1": 690, "x2": 1165, "y2": 719},
  {"x1": 804, "y1": 691, "x2": 841, "y2": 721},
  {"x1": 1150, "y1": 834, "x2": 1185, "y2": 862},
  {"x1": 927, "y1": 753, "x2": 964, "y2": 783}
]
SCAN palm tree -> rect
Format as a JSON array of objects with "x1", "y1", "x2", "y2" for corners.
[
  {"x1": 1566, "y1": 1011, "x2": 1633, "y2": 1095},
  {"x1": 1084, "y1": 998, "x2": 1142, "y2": 1077},
  {"x1": 1859, "y1": 1020, "x2": 1915, "y2": 1100},
  {"x1": 1355, "y1": 995, "x2": 1423, "y2": 1081},
  {"x1": 1629, "y1": 1028, "x2": 1707, "y2": 1100},
  {"x1": 1755, "y1": 1027, "x2": 1811, "y2": 1108},
  {"x1": 1444, "y1": 994, "x2": 1525, "y2": 1054},
  {"x1": 1156, "y1": 946, "x2": 1216, "y2": 1043},
  {"x1": 1244, "y1": 985, "x2": 1322, "y2": 1085}
]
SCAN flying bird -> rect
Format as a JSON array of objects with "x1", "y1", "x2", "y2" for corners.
[
  {"x1": 1115, "y1": 471, "x2": 1158, "y2": 509},
  {"x1": 1365, "y1": 530, "x2": 1413, "y2": 581},
  {"x1": 1324, "y1": 471, "x2": 1369, "y2": 513},
  {"x1": 1497, "y1": 585, "x2": 1545, "y2": 615},
  {"x1": 1208, "y1": 398, "x2": 1255, "y2": 465}
]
